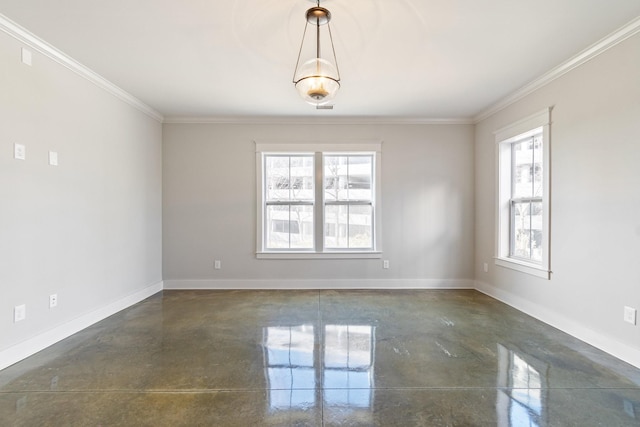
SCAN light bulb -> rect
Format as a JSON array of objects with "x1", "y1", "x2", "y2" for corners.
[{"x1": 294, "y1": 58, "x2": 340, "y2": 105}]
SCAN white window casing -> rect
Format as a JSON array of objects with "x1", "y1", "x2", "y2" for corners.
[
  {"x1": 494, "y1": 108, "x2": 551, "y2": 279},
  {"x1": 256, "y1": 141, "x2": 382, "y2": 259}
]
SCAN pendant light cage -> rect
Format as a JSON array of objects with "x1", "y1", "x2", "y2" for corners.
[{"x1": 293, "y1": 2, "x2": 341, "y2": 106}]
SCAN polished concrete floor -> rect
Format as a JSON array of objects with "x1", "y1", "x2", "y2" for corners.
[{"x1": 1, "y1": 290, "x2": 640, "y2": 426}]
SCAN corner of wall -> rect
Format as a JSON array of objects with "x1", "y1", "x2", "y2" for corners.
[
  {"x1": 0, "y1": 282, "x2": 163, "y2": 371},
  {"x1": 474, "y1": 280, "x2": 640, "y2": 371}
]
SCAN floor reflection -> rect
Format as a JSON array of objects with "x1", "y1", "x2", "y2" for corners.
[
  {"x1": 497, "y1": 344, "x2": 548, "y2": 427},
  {"x1": 262, "y1": 325, "x2": 316, "y2": 410},
  {"x1": 324, "y1": 325, "x2": 375, "y2": 408},
  {"x1": 262, "y1": 324, "x2": 375, "y2": 416}
]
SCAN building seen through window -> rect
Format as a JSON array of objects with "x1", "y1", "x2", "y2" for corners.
[
  {"x1": 260, "y1": 150, "x2": 378, "y2": 253},
  {"x1": 511, "y1": 132, "x2": 543, "y2": 262}
]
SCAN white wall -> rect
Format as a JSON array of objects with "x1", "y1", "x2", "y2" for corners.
[
  {"x1": 474, "y1": 33, "x2": 640, "y2": 367},
  {"x1": 163, "y1": 123, "x2": 475, "y2": 289},
  {"x1": 0, "y1": 30, "x2": 163, "y2": 368}
]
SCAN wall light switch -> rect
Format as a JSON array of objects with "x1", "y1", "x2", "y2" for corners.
[
  {"x1": 624, "y1": 306, "x2": 637, "y2": 325},
  {"x1": 49, "y1": 151, "x2": 58, "y2": 166},
  {"x1": 14, "y1": 304, "x2": 26, "y2": 322},
  {"x1": 14, "y1": 143, "x2": 26, "y2": 160},
  {"x1": 483, "y1": 263, "x2": 489, "y2": 273},
  {"x1": 21, "y1": 48, "x2": 32, "y2": 66}
]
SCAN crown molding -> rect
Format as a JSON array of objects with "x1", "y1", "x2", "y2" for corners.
[
  {"x1": 4, "y1": 10, "x2": 637, "y2": 127},
  {"x1": 0, "y1": 13, "x2": 164, "y2": 122},
  {"x1": 162, "y1": 115, "x2": 475, "y2": 125},
  {"x1": 475, "y1": 15, "x2": 640, "y2": 124}
]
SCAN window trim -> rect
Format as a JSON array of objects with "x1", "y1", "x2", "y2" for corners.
[
  {"x1": 494, "y1": 108, "x2": 551, "y2": 279},
  {"x1": 256, "y1": 141, "x2": 383, "y2": 259}
]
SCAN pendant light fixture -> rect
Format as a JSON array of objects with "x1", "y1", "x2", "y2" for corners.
[{"x1": 293, "y1": 0, "x2": 341, "y2": 106}]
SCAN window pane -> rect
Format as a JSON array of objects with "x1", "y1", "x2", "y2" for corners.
[
  {"x1": 265, "y1": 155, "x2": 314, "y2": 202},
  {"x1": 349, "y1": 205, "x2": 372, "y2": 248},
  {"x1": 324, "y1": 204, "x2": 347, "y2": 248},
  {"x1": 532, "y1": 135, "x2": 543, "y2": 198},
  {"x1": 266, "y1": 156, "x2": 290, "y2": 201},
  {"x1": 290, "y1": 156, "x2": 314, "y2": 201},
  {"x1": 324, "y1": 156, "x2": 347, "y2": 202},
  {"x1": 348, "y1": 156, "x2": 372, "y2": 201},
  {"x1": 290, "y1": 205, "x2": 314, "y2": 249},
  {"x1": 512, "y1": 201, "x2": 542, "y2": 262},
  {"x1": 266, "y1": 205, "x2": 313, "y2": 249},
  {"x1": 512, "y1": 133, "x2": 543, "y2": 200},
  {"x1": 530, "y1": 202, "x2": 543, "y2": 261},
  {"x1": 324, "y1": 204, "x2": 372, "y2": 249},
  {"x1": 324, "y1": 155, "x2": 373, "y2": 202},
  {"x1": 512, "y1": 140, "x2": 533, "y2": 198}
]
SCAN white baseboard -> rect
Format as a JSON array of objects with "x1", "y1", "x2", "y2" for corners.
[
  {"x1": 0, "y1": 281, "x2": 163, "y2": 371},
  {"x1": 163, "y1": 278, "x2": 475, "y2": 290},
  {"x1": 475, "y1": 280, "x2": 640, "y2": 371}
]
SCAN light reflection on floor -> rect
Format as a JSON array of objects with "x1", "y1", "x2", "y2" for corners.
[
  {"x1": 263, "y1": 324, "x2": 375, "y2": 418},
  {"x1": 497, "y1": 344, "x2": 547, "y2": 427}
]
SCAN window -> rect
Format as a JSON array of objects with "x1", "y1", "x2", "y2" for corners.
[
  {"x1": 264, "y1": 155, "x2": 314, "y2": 249},
  {"x1": 510, "y1": 132, "x2": 543, "y2": 262},
  {"x1": 324, "y1": 155, "x2": 374, "y2": 249},
  {"x1": 256, "y1": 142, "x2": 382, "y2": 258},
  {"x1": 495, "y1": 109, "x2": 551, "y2": 279}
]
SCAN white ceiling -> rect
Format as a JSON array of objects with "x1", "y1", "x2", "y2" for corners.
[{"x1": 1, "y1": 0, "x2": 639, "y2": 120}]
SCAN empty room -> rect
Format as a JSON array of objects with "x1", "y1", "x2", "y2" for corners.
[{"x1": 1, "y1": 1, "x2": 640, "y2": 425}]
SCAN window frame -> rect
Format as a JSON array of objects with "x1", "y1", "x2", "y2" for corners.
[
  {"x1": 495, "y1": 108, "x2": 551, "y2": 279},
  {"x1": 256, "y1": 141, "x2": 382, "y2": 259}
]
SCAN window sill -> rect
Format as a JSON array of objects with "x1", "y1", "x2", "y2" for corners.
[
  {"x1": 494, "y1": 257, "x2": 550, "y2": 280},
  {"x1": 257, "y1": 251, "x2": 382, "y2": 260}
]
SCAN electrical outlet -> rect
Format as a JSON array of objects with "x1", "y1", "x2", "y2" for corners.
[
  {"x1": 214, "y1": 260, "x2": 221, "y2": 270},
  {"x1": 624, "y1": 306, "x2": 637, "y2": 325},
  {"x1": 14, "y1": 304, "x2": 26, "y2": 322},
  {"x1": 383, "y1": 260, "x2": 390, "y2": 269},
  {"x1": 483, "y1": 262, "x2": 489, "y2": 273},
  {"x1": 49, "y1": 294, "x2": 58, "y2": 308}
]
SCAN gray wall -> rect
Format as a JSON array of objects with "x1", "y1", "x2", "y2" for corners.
[
  {"x1": 0, "y1": 31, "x2": 163, "y2": 356},
  {"x1": 474, "y1": 32, "x2": 640, "y2": 365},
  {"x1": 163, "y1": 123, "x2": 475, "y2": 288}
]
